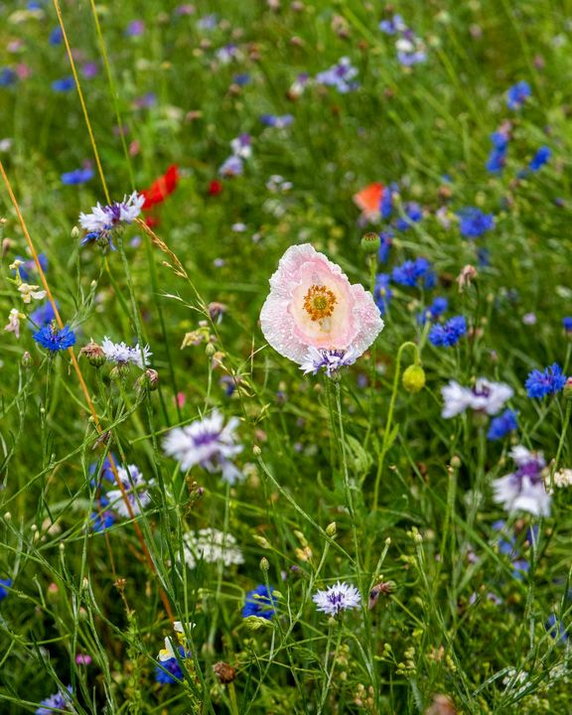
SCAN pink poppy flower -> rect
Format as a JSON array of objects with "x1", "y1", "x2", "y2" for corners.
[{"x1": 260, "y1": 244, "x2": 383, "y2": 371}]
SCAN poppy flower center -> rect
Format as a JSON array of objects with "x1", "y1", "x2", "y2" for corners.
[{"x1": 303, "y1": 285, "x2": 337, "y2": 321}]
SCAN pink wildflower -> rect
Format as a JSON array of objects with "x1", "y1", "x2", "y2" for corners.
[{"x1": 260, "y1": 244, "x2": 383, "y2": 367}]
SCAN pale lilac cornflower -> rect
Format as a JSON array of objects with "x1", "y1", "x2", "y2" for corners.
[
  {"x1": 182, "y1": 528, "x2": 244, "y2": 569},
  {"x1": 492, "y1": 446, "x2": 551, "y2": 517},
  {"x1": 315, "y1": 57, "x2": 359, "y2": 93},
  {"x1": 106, "y1": 464, "x2": 153, "y2": 518},
  {"x1": 79, "y1": 191, "x2": 144, "y2": 245},
  {"x1": 101, "y1": 337, "x2": 152, "y2": 369},
  {"x1": 441, "y1": 379, "x2": 513, "y2": 418},
  {"x1": 163, "y1": 410, "x2": 243, "y2": 484},
  {"x1": 35, "y1": 686, "x2": 75, "y2": 715},
  {"x1": 219, "y1": 155, "x2": 244, "y2": 177},
  {"x1": 216, "y1": 43, "x2": 239, "y2": 64},
  {"x1": 266, "y1": 175, "x2": 293, "y2": 192},
  {"x1": 313, "y1": 581, "x2": 361, "y2": 616},
  {"x1": 4, "y1": 309, "x2": 21, "y2": 338},
  {"x1": 300, "y1": 346, "x2": 359, "y2": 377},
  {"x1": 230, "y1": 133, "x2": 252, "y2": 159}
]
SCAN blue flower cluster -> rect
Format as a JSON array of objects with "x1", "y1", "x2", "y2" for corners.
[
  {"x1": 242, "y1": 584, "x2": 276, "y2": 620},
  {"x1": 507, "y1": 80, "x2": 531, "y2": 110},
  {"x1": 391, "y1": 257, "x2": 436, "y2": 288},
  {"x1": 428, "y1": 315, "x2": 467, "y2": 347},
  {"x1": 487, "y1": 409, "x2": 518, "y2": 441},
  {"x1": 525, "y1": 363, "x2": 567, "y2": 398},
  {"x1": 458, "y1": 208, "x2": 494, "y2": 239}
]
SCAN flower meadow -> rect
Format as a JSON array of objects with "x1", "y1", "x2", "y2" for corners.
[{"x1": 0, "y1": 1, "x2": 571, "y2": 713}]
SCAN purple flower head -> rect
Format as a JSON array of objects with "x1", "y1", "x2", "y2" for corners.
[
  {"x1": 300, "y1": 346, "x2": 359, "y2": 378},
  {"x1": 492, "y1": 445, "x2": 550, "y2": 517},
  {"x1": 316, "y1": 57, "x2": 359, "y2": 93},
  {"x1": 260, "y1": 114, "x2": 294, "y2": 129},
  {"x1": 33, "y1": 325, "x2": 76, "y2": 353},
  {"x1": 125, "y1": 20, "x2": 145, "y2": 37},
  {"x1": 458, "y1": 207, "x2": 494, "y2": 239},
  {"x1": 313, "y1": 581, "x2": 361, "y2": 616},
  {"x1": 219, "y1": 155, "x2": 243, "y2": 177},
  {"x1": 79, "y1": 192, "x2": 144, "y2": 246},
  {"x1": 35, "y1": 686, "x2": 74, "y2": 715},
  {"x1": 487, "y1": 409, "x2": 518, "y2": 441},
  {"x1": 507, "y1": 81, "x2": 531, "y2": 110},
  {"x1": 379, "y1": 14, "x2": 407, "y2": 35},
  {"x1": 525, "y1": 363, "x2": 566, "y2": 398},
  {"x1": 242, "y1": 584, "x2": 276, "y2": 619},
  {"x1": 392, "y1": 257, "x2": 435, "y2": 288},
  {"x1": 61, "y1": 167, "x2": 94, "y2": 185},
  {"x1": 429, "y1": 315, "x2": 467, "y2": 347},
  {"x1": 374, "y1": 273, "x2": 392, "y2": 314},
  {"x1": 82, "y1": 62, "x2": 99, "y2": 79},
  {"x1": 51, "y1": 76, "x2": 75, "y2": 92},
  {"x1": 529, "y1": 146, "x2": 551, "y2": 171}
]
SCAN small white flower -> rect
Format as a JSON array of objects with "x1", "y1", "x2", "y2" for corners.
[
  {"x1": 552, "y1": 468, "x2": 572, "y2": 489},
  {"x1": 441, "y1": 378, "x2": 513, "y2": 418},
  {"x1": 106, "y1": 464, "x2": 152, "y2": 518},
  {"x1": 312, "y1": 581, "x2": 361, "y2": 616},
  {"x1": 441, "y1": 380, "x2": 473, "y2": 418},
  {"x1": 492, "y1": 445, "x2": 550, "y2": 517},
  {"x1": 101, "y1": 336, "x2": 152, "y2": 369},
  {"x1": 18, "y1": 283, "x2": 46, "y2": 304},
  {"x1": 182, "y1": 528, "x2": 244, "y2": 569},
  {"x1": 4, "y1": 308, "x2": 21, "y2": 338},
  {"x1": 300, "y1": 346, "x2": 359, "y2": 377},
  {"x1": 163, "y1": 410, "x2": 243, "y2": 483}
]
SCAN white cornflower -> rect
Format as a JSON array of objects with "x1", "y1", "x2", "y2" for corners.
[
  {"x1": 106, "y1": 464, "x2": 152, "y2": 518},
  {"x1": 79, "y1": 191, "x2": 144, "y2": 233},
  {"x1": 182, "y1": 528, "x2": 244, "y2": 569},
  {"x1": 300, "y1": 346, "x2": 359, "y2": 377},
  {"x1": 312, "y1": 581, "x2": 362, "y2": 616},
  {"x1": 163, "y1": 410, "x2": 243, "y2": 484},
  {"x1": 101, "y1": 336, "x2": 152, "y2": 369},
  {"x1": 4, "y1": 309, "x2": 21, "y2": 338},
  {"x1": 18, "y1": 283, "x2": 47, "y2": 304},
  {"x1": 492, "y1": 446, "x2": 550, "y2": 517},
  {"x1": 441, "y1": 378, "x2": 513, "y2": 418}
]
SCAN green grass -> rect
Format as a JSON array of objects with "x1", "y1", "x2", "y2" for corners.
[{"x1": 0, "y1": 1, "x2": 571, "y2": 713}]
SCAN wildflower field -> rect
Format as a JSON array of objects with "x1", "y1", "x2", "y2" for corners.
[{"x1": 1, "y1": 1, "x2": 572, "y2": 712}]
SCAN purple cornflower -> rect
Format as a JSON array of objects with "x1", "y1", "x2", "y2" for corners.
[
  {"x1": 392, "y1": 257, "x2": 435, "y2": 288},
  {"x1": 313, "y1": 581, "x2": 361, "y2": 616},
  {"x1": 260, "y1": 114, "x2": 294, "y2": 128},
  {"x1": 394, "y1": 202, "x2": 422, "y2": 231},
  {"x1": 315, "y1": 57, "x2": 359, "y2": 93},
  {"x1": 82, "y1": 62, "x2": 99, "y2": 79},
  {"x1": 155, "y1": 656, "x2": 185, "y2": 684},
  {"x1": 242, "y1": 585, "x2": 277, "y2": 619},
  {"x1": 0, "y1": 578, "x2": 12, "y2": 600},
  {"x1": 35, "y1": 686, "x2": 74, "y2": 714},
  {"x1": 61, "y1": 167, "x2": 94, "y2": 185},
  {"x1": 163, "y1": 410, "x2": 243, "y2": 484},
  {"x1": 507, "y1": 81, "x2": 531, "y2": 110},
  {"x1": 79, "y1": 192, "x2": 144, "y2": 246},
  {"x1": 379, "y1": 14, "x2": 407, "y2": 35},
  {"x1": 458, "y1": 207, "x2": 494, "y2": 238},
  {"x1": 492, "y1": 445, "x2": 550, "y2": 517},
  {"x1": 133, "y1": 92, "x2": 157, "y2": 109},
  {"x1": 219, "y1": 155, "x2": 244, "y2": 177},
  {"x1": 418, "y1": 296, "x2": 448, "y2": 324},
  {"x1": 374, "y1": 273, "x2": 393, "y2": 314},
  {"x1": 529, "y1": 146, "x2": 551, "y2": 171},
  {"x1": 51, "y1": 77, "x2": 75, "y2": 92},
  {"x1": 300, "y1": 346, "x2": 359, "y2": 377},
  {"x1": 429, "y1": 315, "x2": 467, "y2": 347},
  {"x1": 125, "y1": 20, "x2": 145, "y2": 37},
  {"x1": 33, "y1": 324, "x2": 76, "y2": 353},
  {"x1": 487, "y1": 409, "x2": 518, "y2": 441},
  {"x1": 525, "y1": 363, "x2": 567, "y2": 398}
]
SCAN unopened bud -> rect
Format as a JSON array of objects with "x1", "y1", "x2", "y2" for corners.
[
  {"x1": 325, "y1": 521, "x2": 337, "y2": 537},
  {"x1": 260, "y1": 557, "x2": 270, "y2": 571},
  {"x1": 136, "y1": 368, "x2": 160, "y2": 392},
  {"x1": 360, "y1": 232, "x2": 381, "y2": 254},
  {"x1": 402, "y1": 364, "x2": 426, "y2": 393},
  {"x1": 213, "y1": 661, "x2": 237, "y2": 684},
  {"x1": 21, "y1": 351, "x2": 32, "y2": 368},
  {"x1": 79, "y1": 341, "x2": 106, "y2": 368}
]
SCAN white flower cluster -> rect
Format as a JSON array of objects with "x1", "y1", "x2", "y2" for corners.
[
  {"x1": 101, "y1": 337, "x2": 152, "y2": 369},
  {"x1": 182, "y1": 528, "x2": 244, "y2": 569}
]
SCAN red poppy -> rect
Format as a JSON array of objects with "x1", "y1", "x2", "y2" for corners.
[
  {"x1": 141, "y1": 164, "x2": 179, "y2": 210},
  {"x1": 208, "y1": 179, "x2": 223, "y2": 196},
  {"x1": 353, "y1": 182, "x2": 384, "y2": 217}
]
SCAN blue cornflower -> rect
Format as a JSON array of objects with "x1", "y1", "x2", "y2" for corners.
[
  {"x1": 546, "y1": 614, "x2": 568, "y2": 643},
  {"x1": 529, "y1": 146, "x2": 551, "y2": 171},
  {"x1": 525, "y1": 363, "x2": 567, "y2": 398},
  {"x1": 29, "y1": 301, "x2": 57, "y2": 327},
  {"x1": 13, "y1": 253, "x2": 48, "y2": 281},
  {"x1": 394, "y1": 202, "x2": 422, "y2": 231},
  {"x1": 61, "y1": 167, "x2": 94, "y2": 185},
  {"x1": 0, "y1": 68, "x2": 17, "y2": 87},
  {"x1": 90, "y1": 511, "x2": 116, "y2": 532},
  {"x1": 233, "y1": 73, "x2": 251, "y2": 86},
  {"x1": 392, "y1": 257, "x2": 435, "y2": 288},
  {"x1": 418, "y1": 296, "x2": 448, "y2": 324},
  {"x1": 36, "y1": 686, "x2": 74, "y2": 715},
  {"x1": 315, "y1": 57, "x2": 359, "y2": 93},
  {"x1": 486, "y1": 130, "x2": 510, "y2": 172},
  {"x1": 49, "y1": 27, "x2": 63, "y2": 45},
  {"x1": 428, "y1": 315, "x2": 467, "y2": 347},
  {"x1": 374, "y1": 274, "x2": 393, "y2": 314},
  {"x1": 242, "y1": 585, "x2": 277, "y2": 620},
  {"x1": 563, "y1": 317, "x2": 572, "y2": 333},
  {"x1": 492, "y1": 520, "x2": 532, "y2": 581},
  {"x1": 378, "y1": 231, "x2": 393, "y2": 263},
  {"x1": 379, "y1": 14, "x2": 406, "y2": 35},
  {"x1": 51, "y1": 77, "x2": 75, "y2": 92},
  {"x1": 458, "y1": 207, "x2": 495, "y2": 238},
  {"x1": 260, "y1": 114, "x2": 294, "y2": 128},
  {"x1": 155, "y1": 656, "x2": 184, "y2": 684},
  {"x1": 380, "y1": 183, "x2": 397, "y2": 219},
  {"x1": 507, "y1": 81, "x2": 531, "y2": 110},
  {"x1": 0, "y1": 578, "x2": 12, "y2": 601},
  {"x1": 33, "y1": 324, "x2": 76, "y2": 353},
  {"x1": 487, "y1": 409, "x2": 518, "y2": 441},
  {"x1": 477, "y1": 247, "x2": 491, "y2": 266}
]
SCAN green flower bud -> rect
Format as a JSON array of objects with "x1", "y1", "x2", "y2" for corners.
[
  {"x1": 402, "y1": 364, "x2": 426, "y2": 393},
  {"x1": 360, "y1": 232, "x2": 381, "y2": 254}
]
